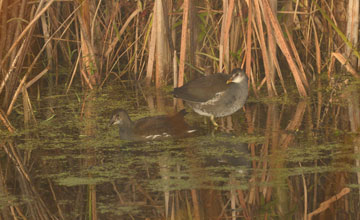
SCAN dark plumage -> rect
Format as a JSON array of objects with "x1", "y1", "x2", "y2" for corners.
[
  {"x1": 173, "y1": 68, "x2": 248, "y2": 126},
  {"x1": 109, "y1": 109, "x2": 195, "y2": 141}
]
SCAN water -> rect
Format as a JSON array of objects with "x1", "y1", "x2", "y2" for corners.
[{"x1": 1, "y1": 83, "x2": 359, "y2": 219}]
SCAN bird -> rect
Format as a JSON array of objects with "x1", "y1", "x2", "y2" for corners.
[
  {"x1": 173, "y1": 68, "x2": 248, "y2": 126},
  {"x1": 109, "y1": 109, "x2": 196, "y2": 141}
]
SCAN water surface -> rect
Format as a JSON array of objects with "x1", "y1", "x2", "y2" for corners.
[{"x1": 1, "y1": 83, "x2": 359, "y2": 219}]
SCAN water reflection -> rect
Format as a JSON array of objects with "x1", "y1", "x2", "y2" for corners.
[{"x1": 0, "y1": 85, "x2": 359, "y2": 219}]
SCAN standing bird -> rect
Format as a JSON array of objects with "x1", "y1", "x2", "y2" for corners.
[{"x1": 173, "y1": 68, "x2": 248, "y2": 126}]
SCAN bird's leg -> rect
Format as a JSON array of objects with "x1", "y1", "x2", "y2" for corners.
[{"x1": 210, "y1": 115, "x2": 219, "y2": 127}]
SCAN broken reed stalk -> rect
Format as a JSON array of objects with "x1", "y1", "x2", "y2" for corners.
[
  {"x1": 262, "y1": 0, "x2": 308, "y2": 97},
  {"x1": 6, "y1": 32, "x2": 38, "y2": 116},
  {"x1": 284, "y1": 26, "x2": 308, "y2": 88},
  {"x1": 222, "y1": 0, "x2": 234, "y2": 73},
  {"x1": 307, "y1": 188, "x2": 350, "y2": 219},
  {"x1": 178, "y1": 0, "x2": 190, "y2": 87},
  {"x1": 312, "y1": 21, "x2": 321, "y2": 74},
  {"x1": 105, "y1": 7, "x2": 141, "y2": 57},
  {"x1": 145, "y1": 13, "x2": 156, "y2": 86},
  {"x1": 253, "y1": 0, "x2": 276, "y2": 96},
  {"x1": 154, "y1": 0, "x2": 165, "y2": 88},
  {"x1": 219, "y1": 0, "x2": 227, "y2": 72},
  {"x1": 332, "y1": 53, "x2": 360, "y2": 78},
  {"x1": 40, "y1": 11, "x2": 53, "y2": 70},
  {"x1": 67, "y1": 53, "x2": 81, "y2": 93},
  {"x1": 77, "y1": 0, "x2": 100, "y2": 86},
  {"x1": 345, "y1": 0, "x2": 359, "y2": 66},
  {"x1": 134, "y1": 12, "x2": 139, "y2": 75},
  {"x1": 266, "y1": 1, "x2": 278, "y2": 92},
  {"x1": 0, "y1": 40, "x2": 27, "y2": 96},
  {"x1": 245, "y1": 1, "x2": 257, "y2": 97},
  {"x1": 0, "y1": 109, "x2": 15, "y2": 132}
]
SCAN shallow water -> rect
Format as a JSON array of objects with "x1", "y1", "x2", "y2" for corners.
[{"x1": 1, "y1": 82, "x2": 360, "y2": 219}]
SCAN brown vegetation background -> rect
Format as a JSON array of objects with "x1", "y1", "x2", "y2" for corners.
[{"x1": 0, "y1": 0, "x2": 359, "y2": 115}]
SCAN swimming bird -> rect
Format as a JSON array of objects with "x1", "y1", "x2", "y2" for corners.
[{"x1": 109, "y1": 109, "x2": 195, "y2": 141}]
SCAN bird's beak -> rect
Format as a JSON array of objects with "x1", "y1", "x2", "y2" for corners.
[
  {"x1": 109, "y1": 116, "x2": 119, "y2": 126},
  {"x1": 226, "y1": 77, "x2": 233, "y2": 84}
]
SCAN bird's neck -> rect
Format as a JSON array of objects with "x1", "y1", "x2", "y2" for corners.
[{"x1": 118, "y1": 122, "x2": 135, "y2": 140}]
